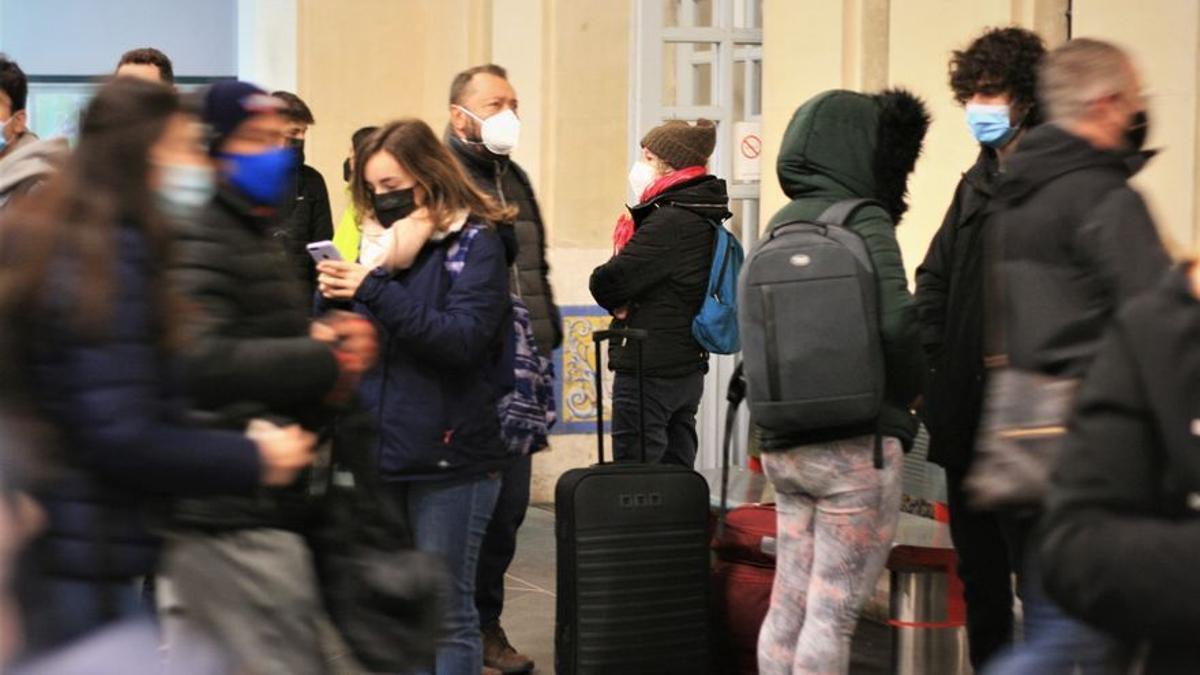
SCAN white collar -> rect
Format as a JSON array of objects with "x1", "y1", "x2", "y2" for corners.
[{"x1": 430, "y1": 210, "x2": 470, "y2": 241}]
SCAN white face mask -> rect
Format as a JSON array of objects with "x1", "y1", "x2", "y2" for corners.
[
  {"x1": 457, "y1": 105, "x2": 520, "y2": 156},
  {"x1": 628, "y1": 160, "x2": 657, "y2": 200}
]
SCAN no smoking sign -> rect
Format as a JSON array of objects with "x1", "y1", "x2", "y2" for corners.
[
  {"x1": 740, "y1": 133, "x2": 762, "y2": 159},
  {"x1": 734, "y1": 121, "x2": 762, "y2": 181}
]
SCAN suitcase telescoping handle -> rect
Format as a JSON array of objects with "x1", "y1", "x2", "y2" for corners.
[
  {"x1": 592, "y1": 328, "x2": 648, "y2": 464},
  {"x1": 718, "y1": 362, "x2": 747, "y2": 538}
]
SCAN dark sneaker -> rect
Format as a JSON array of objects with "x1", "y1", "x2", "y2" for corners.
[{"x1": 482, "y1": 622, "x2": 534, "y2": 674}]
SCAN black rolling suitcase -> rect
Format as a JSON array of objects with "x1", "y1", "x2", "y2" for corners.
[{"x1": 554, "y1": 328, "x2": 711, "y2": 674}]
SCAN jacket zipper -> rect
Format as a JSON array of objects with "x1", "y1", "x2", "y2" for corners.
[
  {"x1": 664, "y1": 201, "x2": 728, "y2": 210},
  {"x1": 494, "y1": 162, "x2": 508, "y2": 207}
]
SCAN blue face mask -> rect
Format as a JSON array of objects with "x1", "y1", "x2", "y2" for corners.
[
  {"x1": 219, "y1": 147, "x2": 296, "y2": 206},
  {"x1": 965, "y1": 103, "x2": 1019, "y2": 148}
]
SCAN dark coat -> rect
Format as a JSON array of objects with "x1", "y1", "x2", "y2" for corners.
[
  {"x1": 914, "y1": 148, "x2": 997, "y2": 470},
  {"x1": 758, "y1": 89, "x2": 927, "y2": 451},
  {"x1": 272, "y1": 164, "x2": 334, "y2": 305},
  {"x1": 168, "y1": 187, "x2": 340, "y2": 530},
  {"x1": 342, "y1": 223, "x2": 512, "y2": 480},
  {"x1": 25, "y1": 223, "x2": 260, "y2": 580},
  {"x1": 990, "y1": 124, "x2": 1170, "y2": 377},
  {"x1": 448, "y1": 134, "x2": 562, "y2": 355},
  {"x1": 1039, "y1": 266, "x2": 1200, "y2": 672},
  {"x1": 589, "y1": 176, "x2": 726, "y2": 378}
]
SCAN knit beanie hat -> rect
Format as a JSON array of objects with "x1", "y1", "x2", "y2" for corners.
[
  {"x1": 202, "y1": 80, "x2": 284, "y2": 155},
  {"x1": 641, "y1": 119, "x2": 716, "y2": 169}
]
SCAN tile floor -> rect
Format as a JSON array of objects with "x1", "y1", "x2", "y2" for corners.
[{"x1": 499, "y1": 505, "x2": 892, "y2": 674}]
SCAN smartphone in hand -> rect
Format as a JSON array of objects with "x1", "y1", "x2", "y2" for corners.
[{"x1": 306, "y1": 240, "x2": 343, "y2": 263}]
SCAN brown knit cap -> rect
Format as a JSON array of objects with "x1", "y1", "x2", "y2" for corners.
[{"x1": 641, "y1": 118, "x2": 716, "y2": 170}]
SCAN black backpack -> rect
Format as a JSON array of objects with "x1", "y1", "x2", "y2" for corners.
[{"x1": 737, "y1": 199, "x2": 886, "y2": 438}]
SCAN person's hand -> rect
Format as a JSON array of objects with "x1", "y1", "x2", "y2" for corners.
[
  {"x1": 251, "y1": 424, "x2": 316, "y2": 487},
  {"x1": 317, "y1": 261, "x2": 370, "y2": 300},
  {"x1": 309, "y1": 320, "x2": 338, "y2": 343},
  {"x1": 327, "y1": 313, "x2": 379, "y2": 376},
  {"x1": 613, "y1": 306, "x2": 629, "y2": 320}
]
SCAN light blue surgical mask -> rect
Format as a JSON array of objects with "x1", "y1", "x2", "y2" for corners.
[
  {"x1": 155, "y1": 163, "x2": 217, "y2": 221},
  {"x1": 0, "y1": 117, "x2": 12, "y2": 153},
  {"x1": 965, "y1": 103, "x2": 1019, "y2": 148}
]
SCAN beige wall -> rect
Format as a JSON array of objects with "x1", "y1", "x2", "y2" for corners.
[
  {"x1": 1072, "y1": 0, "x2": 1200, "y2": 253},
  {"x1": 297, "y1": 0, "x2": 485, "y2": 220},
  {"x1": 541, "y1": 0, "x2": 630, "y2": 252},
  {"x1": 533, "y1": 0, "x2": 632, "y2": 500}
]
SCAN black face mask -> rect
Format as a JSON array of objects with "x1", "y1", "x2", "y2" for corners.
[
  {"x1": 1124, "y1": 109, "x2": 1149, "y2": 152},
  {"x1": 372, "y1": 188, "x2": 417, "y2": 228},
  {"x1": 342, "y1": 158, "x2": 352, "y2": 183},
  {"x1": 287, "y1": 137, "x2": 305, "y2": 167}
]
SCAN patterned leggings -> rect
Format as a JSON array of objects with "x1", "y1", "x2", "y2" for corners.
[{"x1": 758, "y1": 436, "x2": 903, "y2": 675}]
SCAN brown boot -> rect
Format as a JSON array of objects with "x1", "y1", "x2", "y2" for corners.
[
  {"x1": 482, "y1": 622, "x2": 534, "y2": 674},
  {"x1": 482, "y1": 668, "x2": 503, "y2": 675}
]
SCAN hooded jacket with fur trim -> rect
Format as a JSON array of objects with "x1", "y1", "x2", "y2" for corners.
[{"x1": 758, "y1": 89, "x2": 929, "y2": 452}]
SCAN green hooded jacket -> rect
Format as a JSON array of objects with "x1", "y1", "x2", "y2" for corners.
[{"x1": 758, "y1": 89, "x2": 927, "y2": 451}]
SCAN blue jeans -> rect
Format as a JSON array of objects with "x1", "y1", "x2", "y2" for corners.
[
  {"x1": 16, "y1": 574, "x2": 147, "y2": 659},
  {"x1": 984, "y1": 522, "x2": 1128, "y2": 675},
  {"x1": 476, "y1": 454, "x2": 531, "y2": 628},
  {"x1": 407, "y1": 473, "x2": 502, "y2": 675}
]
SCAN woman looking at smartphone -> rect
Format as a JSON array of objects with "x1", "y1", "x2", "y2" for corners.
[{"x1": 317, "y1": 118, "x2": 515, "y2": 674}]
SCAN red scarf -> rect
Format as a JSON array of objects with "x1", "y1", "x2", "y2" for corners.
[{"x1": 612, "y1": 166, "x2": 708, "y2": 254}]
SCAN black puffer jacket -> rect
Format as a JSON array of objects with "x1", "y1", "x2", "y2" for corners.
[
  {"x1": 990, "y1": 124, "x2": 1170, "y2": 377},
  {"x1": 271, "y1": 164, "x2": 333, "y2": 305},
  {"x1": 589, "y1": 176, "x2": 727, "y2": 378},
  {"x1": 915, "y1": 148, "x2": 997, "y2": 470},
  {"x1": 169, "y1": 187, "x2": 340, "y2": 531},
  {"x1": 448, "y1": 134, "x2": 562, "y2": 355},
  {"x1": 1040, "y1": 266, "x2": 1200, "y2": 672}
]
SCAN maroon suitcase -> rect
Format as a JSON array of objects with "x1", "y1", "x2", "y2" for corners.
[
  {"x1": 711, "y1": 364, "x2": 777, "y2": 675},
  {"x1": 712, "y1": 504, "x2": 776, "y2": 675}
]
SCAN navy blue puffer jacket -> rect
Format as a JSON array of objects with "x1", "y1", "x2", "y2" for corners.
[
  {"x1": 340, "y1": 223, "x2": 512, "y2": 480},
  {"x1": 26, "y1": 223, "x2": 261, "y2": 580}
]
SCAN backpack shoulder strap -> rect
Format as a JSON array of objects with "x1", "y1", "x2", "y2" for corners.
[
  {"x1": 815, "y1": 198, "x2": 887, "y2": 227},
  {"x1": 444, "y1": 224, "x2": 484, "y2": 281}
]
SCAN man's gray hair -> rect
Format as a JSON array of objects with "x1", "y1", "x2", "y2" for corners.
[{"x1": 1038, "y1": 38, "x2": 1134, "y2": 124}]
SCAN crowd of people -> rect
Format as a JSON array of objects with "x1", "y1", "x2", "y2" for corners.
[{"x1": 0, "y1": 21, "x2": 1194, "y2": 675}]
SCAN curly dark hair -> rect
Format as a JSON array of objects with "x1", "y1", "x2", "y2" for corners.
[{"x1": 949, "y1": 27, "x2": 1046, "y2": 123}]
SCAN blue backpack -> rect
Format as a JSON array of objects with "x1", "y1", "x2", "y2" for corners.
[{"x1": 693, "y1": 219, "x2": 744, "y2": 354}]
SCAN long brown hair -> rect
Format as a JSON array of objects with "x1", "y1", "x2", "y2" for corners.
[
  {"x1": 352, "y1": 118, "x2": 516, "y2": 230},
  {"x1": 0, "y1": 77, "x2": 185, "y2": 349}
]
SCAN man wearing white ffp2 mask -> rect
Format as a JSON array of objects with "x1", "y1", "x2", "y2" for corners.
[
  {"x1": 455, "y1": 105, "x2": 520, "y2": 156},
  {"x1": 445, "y1": 63, "x2": 561, "y2": 675}
]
